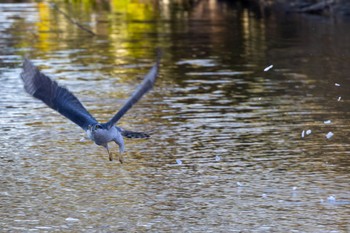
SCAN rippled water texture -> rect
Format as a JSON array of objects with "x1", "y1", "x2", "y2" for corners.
[{"x1": 1, "y1": 1, "x2": 350, "y2": 232}]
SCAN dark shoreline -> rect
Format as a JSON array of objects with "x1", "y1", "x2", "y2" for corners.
[{"x1": 240, "y1": 0, "x2": 350, "y2": 19}]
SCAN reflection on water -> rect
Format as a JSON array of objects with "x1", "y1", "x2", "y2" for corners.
[{"x1": 1, "y1": 1, "x2": 350, "y2": 232}]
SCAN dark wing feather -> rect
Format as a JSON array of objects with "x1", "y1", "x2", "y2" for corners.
[
  {"x1": 104, "y1": 49, "x2": 161, "y2": 129},
  {"x1": 21, "y1": 59, "x2": 98, "y2": 130}
]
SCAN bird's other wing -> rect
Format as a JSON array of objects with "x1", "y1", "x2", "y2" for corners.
[
  {"x1": 21, "y1": 59, "x2": 98, "y2": 130},
  {"x1": 104, "y1": 49, "x2": 162, "y2": 129}
]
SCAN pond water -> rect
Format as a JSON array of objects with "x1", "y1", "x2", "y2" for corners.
[{"x1": 1, "y1": 1, "x2": 350, "y2": 232}]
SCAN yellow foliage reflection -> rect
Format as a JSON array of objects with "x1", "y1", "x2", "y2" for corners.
[{"x1": 34, "y1": 0, "x2": 160, "y2": 59}]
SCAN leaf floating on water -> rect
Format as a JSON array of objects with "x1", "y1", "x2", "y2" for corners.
[
  {"x1": 263, "y1": 65, "x2": 273, "y2": 72},
  {"x1": 306, "y1": 129, "x2": 312, "y2": 135},
  {"x1": 326, "y1": 132, "x2": 334, "y2": 139},
  {"x1": 176, "y1": 159, "x2": 182, "y2": 165},
  {"x1": 335, "y1": 83, "x2": 340, "y2": 87},
  {"x1": 215, "y1": 155, "x2": 221, "y2": 161},
  {"x1": 324, "y1": 120, "x2": 332, "y2": 124},
  {"x1": 301, "y1": 130, "x2": 305, "y2": 138}
]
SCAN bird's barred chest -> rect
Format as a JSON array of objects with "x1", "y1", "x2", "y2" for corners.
[{"x1": 87, "y1": 127, "x2": 120, "y2": 146}]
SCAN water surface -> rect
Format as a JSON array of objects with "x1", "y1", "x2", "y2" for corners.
[{"x1": 1, "y1": 1, "x2": 350, "y2": 232}]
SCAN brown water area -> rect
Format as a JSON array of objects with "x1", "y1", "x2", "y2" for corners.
[{"x1": 1, "y1": 0, "x2": 350, "y2": 232}]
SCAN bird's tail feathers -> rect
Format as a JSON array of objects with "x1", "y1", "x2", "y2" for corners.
[{"x1": 121, "y1": 129, "x2": 150, "y2": 139}]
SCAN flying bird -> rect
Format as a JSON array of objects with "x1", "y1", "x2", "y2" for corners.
[{"x1": 20, "y1": 51, "x2": 161, "y2": 163}]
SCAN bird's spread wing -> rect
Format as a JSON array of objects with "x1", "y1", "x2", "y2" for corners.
[
  {"x1": 104, "y1": 49, "x2": 161, "y2": 129},
  {"x1": 21, "y1": 59, "x2": 98, "y2": 130}
]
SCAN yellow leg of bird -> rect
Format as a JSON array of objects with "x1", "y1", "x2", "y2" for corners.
[
  {"x1": 108, "y1": 151, "x2": 113, "y2": 162},
  {"x1": 118, "y1": 153, "x2": 123, "y2": 164},
  {"x1": 104, "y1": 145, "x2": 113, "y2": 161}
]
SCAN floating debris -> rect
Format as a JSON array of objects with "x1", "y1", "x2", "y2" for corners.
[
  {"x1": 262, "y1": 193, "x2": 267, "y2": 198},
  {"x1": 292, "y1": 186, "x2": 297, "y2": 191},
  {"x1": 215, "y1": 155, "x2": 221, "y2": 161},
  {"x1": 327, "y1": 195, "x2": 336, "y2": 203},
  {"x1": 236, "y1": 182, "x2": 243, "y2": 187},
  {"x1": 326, "y1": 132, "x2": 334, "y2": 139},
  {"x1": 324, "y1": 120, "x2": 332, "y2": 124},
  {"x1": 176, "y1": 159, "x2": 182, "y2": 165},
  {"x1": 263, "y1": 65, "x2": 273, "y2": 72},
  {"x1": 65, "y1": 217, "x2": 79, "y2": 222},
  {"x1": 80, "y1": 137, "x2": 86, "y2": 142},
  {"x1": 338, "y1": 96, "x2": 342, "y2": 101},
  {"x1": 335, "y1": 83, "x2": 340, "y2": 87},
  {"x1": 301, "y1": 129, "x2": 311, "y2": 138}
]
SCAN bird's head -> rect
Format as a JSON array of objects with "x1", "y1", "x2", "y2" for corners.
[
  {"x1": 86, "y1": 123, "x2": 113, "y2": 146},
  {"x1": 88, "y1": 123, "x2": 105, "y2": 132}
]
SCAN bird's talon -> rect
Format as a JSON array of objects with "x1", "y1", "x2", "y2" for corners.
[{"x1": 118, "y1": 155, "x2": 124, "y2": 164}]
